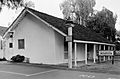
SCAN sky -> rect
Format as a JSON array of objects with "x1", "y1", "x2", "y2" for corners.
[{"x1": 0, "y1": 0, "x2": 120, "y2": 30}]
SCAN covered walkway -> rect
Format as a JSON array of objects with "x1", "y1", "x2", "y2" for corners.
[{"x1": 73, "y1": 40, "x2": 115, "y2": 67}]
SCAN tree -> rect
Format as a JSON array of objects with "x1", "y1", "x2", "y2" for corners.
[
  {"x1": 60, "y1": 0, "x2": 75, "y2": 21},
  {"x1": 0, "y1": 0, "x2": 34, "y2": 10},
  {"x1": 24, "y1": 1, "x2": 35, "y2": 8},
  {"x1": 86, "y1": 7, "x2": 117, "y2": 42},
  {"x1": 60, "y1": 0, "x2": 96, "y2": 25},
  {"x1": 0, "y1": 0, "x2": 23, "y2": 10}
]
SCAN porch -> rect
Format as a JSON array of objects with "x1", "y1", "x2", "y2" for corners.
[{"x1": 65, "y1": 40, "x2": 115, "y2": 67}]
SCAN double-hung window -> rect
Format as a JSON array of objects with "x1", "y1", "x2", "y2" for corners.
[
  {"x1": 9, "y1": 43, "x2": 13, "y2": 48},
  {"x1": 18, "y1": 39, "x2": 25, "y2": 49}
]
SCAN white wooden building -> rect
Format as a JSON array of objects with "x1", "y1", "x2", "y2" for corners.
[{"x1": 3, "y1": 7, "x2": 115, "y2": 66}]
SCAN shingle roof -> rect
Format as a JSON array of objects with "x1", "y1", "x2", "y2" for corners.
[
  {"x1": 28, "y1": 8, "x2": 68, "y2": 34},
  {"x1": 73, "y1": 24, "x2": 111, "y2": 43},
  {"x1": 28, "y1": 8, "x2": 112, "y2": 44}
]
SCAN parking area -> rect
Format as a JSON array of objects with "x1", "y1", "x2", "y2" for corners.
[
  {"x1": 0, "y1": 62, "x2": 119, "y2": 79},
  {"x1": 0, "y1": 63, "x2": 57, "y2": 76}
]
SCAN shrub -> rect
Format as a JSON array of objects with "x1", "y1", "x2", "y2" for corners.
[
  {"x1": 11, "y1": 54, "x2": 25, "y2": 62},
  {"x1": 0, "y1": 57, "x2": 7, "y2": 61}
]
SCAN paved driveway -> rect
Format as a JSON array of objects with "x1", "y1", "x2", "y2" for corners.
[{"x1": 0, "y1": 63, "x2": 119, "y2": 79}]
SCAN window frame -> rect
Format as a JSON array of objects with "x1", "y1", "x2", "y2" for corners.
[
  {"x1": 9, "y1": 43, "x2": 13, "y2": 48},
  {"x1": 18, "y1": 39, "x2": 25, "y2": 49}
]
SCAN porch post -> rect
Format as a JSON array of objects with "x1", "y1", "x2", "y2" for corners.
[
  {"x1": 85, "y1": 43, "x2": 88, "y2": 64},
  {"x1": 110, "y1": 46, "x2": 113, "y2": 60},
  {"x1": 99, "y1": 45, "x2": 101, "y2": 62},
  {"x1": 103, "y1": 45, "x2": 106, "y2": 61},
  {"x1": 74, "y1": 42, "x2": 77, "y2": 67},
  {"x1": 93, "y1": 44, "x2": 96, "y2": 63},
  {"x1": 112, "y1": 46, "x2": 115, "y2": 64},
  {"x1": 108, "y1": 46, "x2": 110, "y2": 60}
]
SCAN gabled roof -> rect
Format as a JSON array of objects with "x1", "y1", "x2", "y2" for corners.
[
  {"x1": 27, "y1": 8, "x2": 112, "y2": 44},
  {"x1": 3, "y1": 7, "x2": 114, "y2": 45}
]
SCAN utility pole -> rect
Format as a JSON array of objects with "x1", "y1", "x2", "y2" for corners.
[{"x1": 65, "y1": 21, "x2": 74, "y2": 68}]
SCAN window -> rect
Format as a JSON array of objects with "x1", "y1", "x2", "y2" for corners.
[
  {"x1": 10, "y1": 34, "x2": 13, "y2": 38},
  {"x1": 9, "y1": 43, "x2": 13, "y2": 48},
  {"x1": 18, "y1": 39, "x2": 25, "y2": 49},
  {"x1": 9, "y1": 32, "x2": 14, "y2": 38}
]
